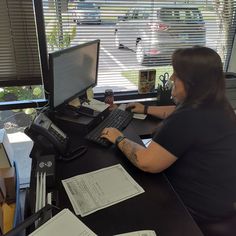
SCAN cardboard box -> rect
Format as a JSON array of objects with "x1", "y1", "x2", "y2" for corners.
[
  {"x1": 0, "y1": 176, "x2": 6, "y2": 203},
  {"x1": 0, "y1": 203, "x2": 15, "y2": 234},
  {"x1": 0, "y1": 204, "x2": 2, "y2": 234},
  {"x1": 0, "y1": 168, "x2": 15, "y2": 203}
]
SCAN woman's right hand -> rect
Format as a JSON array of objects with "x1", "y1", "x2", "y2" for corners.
[{"x1": 126, "y1": 102, "x2": 145, "y2": 114}]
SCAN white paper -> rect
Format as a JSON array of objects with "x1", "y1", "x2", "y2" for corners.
[
  {"x1": 118, "y1": 104, "x2": 147, "y2": 120},
  {"x1": 29, "y1": 209, "x2": 97, "y2": 236},
  {"x1": 62, "y1": 164, "x2": 144, "y2": 217},
  {"x1": 82, "y1": 98, "x2": 109, "y2": 112},
  {"x1": 115, "y1": 230, "x2": 157, "y2": 236},
  {"x1": 118, "y1": 104, "x2": 127, "y2": 111},
  {"x1": 133, "y1": 113, "x2": 147, "y2": 120}
]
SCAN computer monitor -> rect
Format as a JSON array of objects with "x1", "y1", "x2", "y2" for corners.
[{"x1": 48, "y1": 40, "x2": 100, "y2": 109}]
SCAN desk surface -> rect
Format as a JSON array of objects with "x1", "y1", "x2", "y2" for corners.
[
  {"x1": 130, "y1": 116, "x2": 162, "y2": 137},
  {"x1": 29, "y1": 115, "x2": 203, "y2": 236},
  {"x1": 54, "y1": 119, "x2": 202, "y2": 236}
]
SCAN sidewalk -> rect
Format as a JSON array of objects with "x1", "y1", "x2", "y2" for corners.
[{"x1": 94, "y1": 71, "x2": 137, "y2": 93}]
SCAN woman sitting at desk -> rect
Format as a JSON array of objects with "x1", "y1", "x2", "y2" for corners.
[{"x1": 101, "y1": 46, "x2": 236, "y2": 227}]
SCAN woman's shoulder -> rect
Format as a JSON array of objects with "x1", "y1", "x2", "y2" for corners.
[
  {"x1": 172, "y1": 104, "x2": 236, "y2": 127},
  {"x1": 163, "y1": 106, "x2": 197, "y2": 126},
  {"x1": 174, "y1": 103, "x2": 225, "y2": 115},
  {"x1": 170, "y1": 105, "x2": 199, "y2": 118},
  {"x1": 169, "y1": 104, "x2": 226, "y2": 123}
]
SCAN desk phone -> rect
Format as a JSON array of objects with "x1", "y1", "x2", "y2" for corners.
[
  {"x1": 25, "y1": 113, "x2": 88, "y2": 160},
  {"x1": 25, "y1": 113, "x2": 68, "y2": 155}
]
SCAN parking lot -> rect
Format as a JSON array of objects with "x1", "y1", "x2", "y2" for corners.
[
  {"x1": 73, "y1": 20, "x2": 219, "y2": 72},
  {"x1": 70, "y1": 19, "x2": 219, "y2": 92}
]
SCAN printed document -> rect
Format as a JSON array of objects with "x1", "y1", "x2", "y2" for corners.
[
  {"x1": 82, "y1": 98, "x2": 109, "y2": 112},
  {"x1": 62, "y1": 164, "x2": 145, "y2": 216},
  {"x1": 116, "y1": 230, "x2": 157, "y2": 236},
  {"x1": 29, "y1": 209, "x2": 96, "y2": 236}
]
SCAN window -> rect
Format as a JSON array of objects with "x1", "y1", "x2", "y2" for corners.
[
  {"x1": 0, "y1": 0, "x2": 45, "y2": 105},
  {"x1": 41, "y1": 0, "x2": 236, "y2": 96},
  {"x1": 0, "y1": 0, "x2": 46, "y2": 132},
  {"x1": 0, "y1": 0, "x2": 43, "y2": 87}
]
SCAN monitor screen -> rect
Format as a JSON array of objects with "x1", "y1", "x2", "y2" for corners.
[{"x1": 49, "y1": 40, "x2": 100, "y2": 109}]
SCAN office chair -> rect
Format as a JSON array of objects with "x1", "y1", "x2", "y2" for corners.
[
  {"x1": 225, "y1": 72, "x2": 236, "y2": 109},
  {"x1": 199, "y1": 213, "x2": 236, "y2": 236}
]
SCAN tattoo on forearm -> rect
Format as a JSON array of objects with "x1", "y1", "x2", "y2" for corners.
[{"x1": 120, "y1": 140, "x2": 139, "y2": 167}]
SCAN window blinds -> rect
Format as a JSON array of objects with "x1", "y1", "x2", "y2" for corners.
[
  {"x1": 0, "y1": 0, "x2": 42, "y2": 86},
  {"x1": 42, "y1": 0, "x2": 236, "y2": 94}
]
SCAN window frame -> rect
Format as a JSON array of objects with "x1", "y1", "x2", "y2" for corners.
[{"x1": 0, "y1": 0, "x2": 49, "y2": 110}]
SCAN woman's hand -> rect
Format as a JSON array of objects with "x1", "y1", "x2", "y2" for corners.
[
  {"x1": 126, "y1": 102, "x2": 145, "y2": 114},
  {"x1": 100, "y1": 127, "x2": 124, "y2": 144}
]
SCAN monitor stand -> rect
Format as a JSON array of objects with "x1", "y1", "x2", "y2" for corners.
[
  {"x1": 66, "y1": 104, "x2": 100, "y2": 118},
  {"x1": 52, "y1": 106, "x2": 110, "y2": 135}
]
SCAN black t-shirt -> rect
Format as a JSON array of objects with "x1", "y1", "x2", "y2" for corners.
[{"x1": 152, "y1": 105, "x2": 236, "y2": 218}]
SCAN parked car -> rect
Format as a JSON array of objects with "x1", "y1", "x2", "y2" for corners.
[
  {"x1": 114, "y1": 5, "x2": 206, "y2": 65},
  {"x1": 72, "y1": 2, "x2": 101, "y2": 24}
]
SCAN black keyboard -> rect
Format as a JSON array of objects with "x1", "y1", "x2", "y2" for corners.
[{"x1": 85, "y1": 109, "x2": 133, "y2": 146}]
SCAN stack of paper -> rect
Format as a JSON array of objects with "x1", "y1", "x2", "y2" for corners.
[
  {"x1": 118, "y1": 104, "x2": 147, "y2": 120},
  {"x1": 116, "y1": 231, "x2": 157, "y2": 236},
  {"x1": 82, "y1": 98, "x2": 109, "y2": 112},
  {"x1": 29, "y1": 209, "x2": 96, "y2": 236},
  {"x1": 28, "y1": 208, "x2": 157, "y2": 236},
  {"x1": 62, "y1": 164, "x2": 145, "y2": 217}
]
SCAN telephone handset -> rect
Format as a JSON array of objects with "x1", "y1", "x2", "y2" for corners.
[{"x1": 25, "y1": 113, "x2": 87, "y2": 160}]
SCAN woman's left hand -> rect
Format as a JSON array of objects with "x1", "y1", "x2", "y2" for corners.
[{"x1": 100, "y1": 127, "x2": 123, "y2": 144}]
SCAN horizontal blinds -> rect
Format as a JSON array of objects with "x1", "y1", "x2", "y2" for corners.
[
  {"x1": 42, "y1": 0, "x2": 236, "y2": 93},
  {"x1": 0, "y1": 0, "x2": 42, "y2": 86}
]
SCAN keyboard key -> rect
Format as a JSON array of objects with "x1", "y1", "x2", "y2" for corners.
[{"x1": 85, "y1": 109, "x2": 133, "y2": 146}]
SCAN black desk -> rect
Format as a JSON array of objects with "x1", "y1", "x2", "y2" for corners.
[
  {"x1": 29, "y1": 116, "x2": 203, "y2": 236},
  {"x1": 129, "y1": 115, "x2": 162, "y2": 137}
]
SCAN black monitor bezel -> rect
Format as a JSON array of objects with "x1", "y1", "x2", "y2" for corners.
[{"x1": 48, "y1": 39, "x2": 100, "y2": 110}]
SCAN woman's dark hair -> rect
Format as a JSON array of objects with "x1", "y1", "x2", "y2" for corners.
[
  {"x1": 172, "y1": 46, "x2": 225, "y2": 106},
  {"x1": 172, "y1": 46, "x2": 236, "y2": 120}
]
